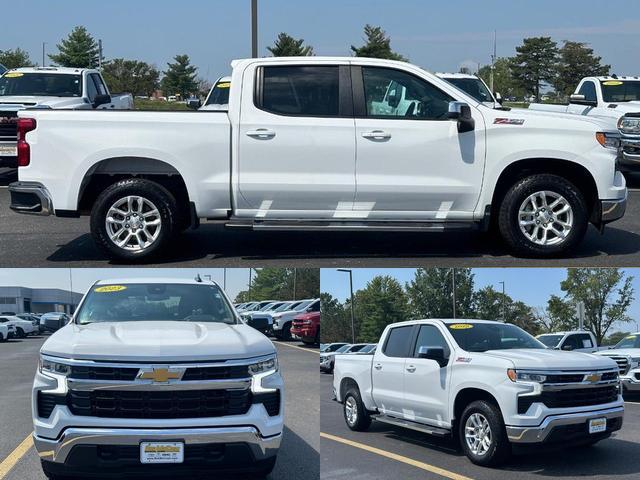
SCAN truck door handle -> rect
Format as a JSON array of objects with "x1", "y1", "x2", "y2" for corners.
[
  {"x1": 374, "y1": 364, "x2": 383, "y2": 370},
  {"x1": 406, "y1": 365, "x2": 416, "y2": 373},
  {"x1": 362, "y1": 130, "x2": 391, "y2": 140},
  {"x1": 246, "y1": 129, "x2": 276, "y2": 139}
]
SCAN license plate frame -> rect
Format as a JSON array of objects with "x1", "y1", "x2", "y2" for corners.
[
  {"x1": 588, "y1": 417, "x2": 607, "y2": 434},
  {"x1": 139, "y1": 441, "x2": 184, "y2": 464}
]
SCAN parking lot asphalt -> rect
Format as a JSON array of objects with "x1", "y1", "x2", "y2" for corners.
[
  {"x1": 0, "y1": 334, "x2": 319, "y2": 480},
  {"x1": 320, "y1": 373, "x2": 640, "y2": 480},
  {"x1": 2, "y1": 171, "x2": 640, "y2": 267}
]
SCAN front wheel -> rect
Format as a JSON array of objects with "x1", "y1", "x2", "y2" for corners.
[
  {"x1": 459, "y1": 400, "x2": 511, "y2": 467},
  {"x1": 90, "y1": 178, "x2": 181, "y2": 261},
  {"x1": 498, "y1": 174, "x2": 588, "y2": 257}
]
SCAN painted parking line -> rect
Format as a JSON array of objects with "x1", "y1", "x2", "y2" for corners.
[
  {"x1": 624, "y1": 401, "x2": 640, "y2": 405},
  {"x1": 320, "y1": 432, "x2": 474, "y2": 480},
  {"x1": 273, "y1": 341, "x2": 319, "y2": 354},
  {"x1": 0, "y1": 434, "x2": 33, "y2": 480}
]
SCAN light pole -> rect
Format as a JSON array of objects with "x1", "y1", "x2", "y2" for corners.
[
  {"x1": 450, "y1": 268, "x2": 456, "y2": 319},
  {"x1": 42, "y1": 42, "x2": 46, "y2": 67},
  {"x1": 498, "y1": 281, "x2": 506, "y2": 321},
  {"x1": 251, "y1": 0, "x2": 258, "y2": 58},
  {"x1": 248, "y1": 268, "x2": 253, "y2": 298},
  {"x1": 338, "y1": 269, "x2": 355, "y2": 343}
]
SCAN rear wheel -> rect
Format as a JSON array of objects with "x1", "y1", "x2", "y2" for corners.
[
  {"x1": 459, "y1": 400, "x2": 511, "y2": 466},
  {"x1": 281, "y1": 322, "x2": 292, "y2": 341},
  {"x1": 16, "y1": 327, "x2": 25, "y2": 338},
  {"x1": 343, "y1": 387, "x2": 371, "y2": 431}
]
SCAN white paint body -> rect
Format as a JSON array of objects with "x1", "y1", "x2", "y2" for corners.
[
  {"x1": 0, "y1": 315, "x2": 37, "y2": 335},
  {"x1": 595, "y1": 333, "x2": 640, "y2": 392}
]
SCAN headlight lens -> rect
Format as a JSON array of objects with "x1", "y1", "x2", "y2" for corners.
[
  {"x1": 248, "y1": 355, "x2": 278, "y2": 375},
  {"x1": 618, "y1": 115, "x2": 640, "y2": 135},
  {"x1": 39, "y1": 356, "x2": 71, "y2": 376},
  {"x1": 507, "y1": 369, "x2": 547, "y2": 383},
  {"x1": 596, "y1": 132, "x2": 621, "y2": 150}
]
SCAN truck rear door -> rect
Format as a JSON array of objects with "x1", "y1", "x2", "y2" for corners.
[{"x1": 236, "y1": 61, "x2": 356, "y2": 218}]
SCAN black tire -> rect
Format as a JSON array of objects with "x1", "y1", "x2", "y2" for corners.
[
  {"x1": 281, "y1": 322, "x2": 292, "y2": 341},
  {"x1": 0, "y1": 333, "x2": 5, "y2": 342},
  {"x1": 459, "y1": 400, "x2": 511, "y2": 467},
  {"x1": 16, "y1": 327, "x2": 25, "y2": 338},
  {"x1": 343, "y1": 386, "x2": 372, "y2": 431},
  {"x1": 248, "y1": 456, "x2": 277, "y2": 478},
  {"x1": 498, "y1": 174, "x2": 588, "y2": 257},
  {"x1": 90, "y1": 178, "x2": 181, "y2": 261}
]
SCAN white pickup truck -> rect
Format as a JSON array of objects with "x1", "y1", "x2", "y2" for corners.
[
  {"x1": 536, "y1": 330, "x2": 598, "y2": 353},
  {"x1": 32, "y1": 278, "x2": 283, "y2": 479},
  {"x1": 9, "y1": 57, "x2": 627, "y2": 260},
  {"x1": 595, "y1": 332, "x2": 640, "y2": 393},
  {"x1": 0, "y1": 67, "x2": 133, "y2": 167},
  {"x1": 529, "y1": 76, "x2": 640, "y2": 172},
  {"x1": 333, "y1": 319, "x2": 623, "y2": 466}
]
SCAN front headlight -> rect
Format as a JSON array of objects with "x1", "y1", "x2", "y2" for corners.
[
  {"x1": 618, "y1": 115, "x2": 640, "y2": 135},
  {"x1": 39, "y1": 356, "x2": 71, "y2": 376},
  {"x1": 596, "y1": 132, "x2": 621, "y2": 150},
  {"x1": 248, "y1": 355, "x2": 278, "y2": 375},
  {"x1": 507, "y1": 369, "x2": 546, "y2": 383}
]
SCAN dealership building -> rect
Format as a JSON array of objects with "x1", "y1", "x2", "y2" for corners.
[{"x1": 0, "y1": 286, "x2": 82, "y2": 314}]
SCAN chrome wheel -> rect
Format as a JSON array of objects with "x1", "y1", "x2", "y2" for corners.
[
  {"x1": 105, "y1": 196, "x2": 162, "y2": 251},
  {"x1": 518, "y1": 190, "x2": 573, "y2": 246},
  {"x1": 465, "y1": 413, "x2": 492, "y2": 456},
  {"x1": 345, "y1": 396, "x2": 358, "y2": 427}
]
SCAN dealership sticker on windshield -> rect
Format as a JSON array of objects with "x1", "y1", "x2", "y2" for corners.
[
  {"x1": 449, "y1": 324, "x2": 473, "y2": 330},
  {"x1": 603, "y1": 81, "x2": 623, "y2": 86},
  {"x1": 4, "y1": 72, "x2": 23, "y2": 78},
  {"x1": 216, "y1": 82, "x2": 231, "y2": 88},
  {"x1": 94, "y1": 285, "x2": 127, "y2": 293}
]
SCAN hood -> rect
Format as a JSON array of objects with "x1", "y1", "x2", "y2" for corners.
[
  {"x1": 294, "y1": 312, "x2": 319, "y2": 321},
  {"x1": 596, "y1": 348, "x2": 640, "y2": 357},
  {"x1": 0, "y1": 96, "x2": 84, "y2": 109},
  {"x1": 41, "y1": 321, "x2": 275, "y2": 362},
  {"x1": 480, "y1": 349, "x2": 618, "y2": 370},
  {"x1": 489, "y1": 107, "x2": 613, "y2": 131}
]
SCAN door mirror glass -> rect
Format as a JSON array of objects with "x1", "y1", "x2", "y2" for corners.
[
  {"x1": 561, "y1": 344, "x2": 573, "y2": 351},
  {"x1": 495, "y1": 92, "x2": 503, "y2": 104},
  {"x1": 417, "y1": 346, "x2": 448, "y2": 366},
  {"x1": 247, "y1": 317, "x2": 269, "y2": 333},
  {"x1": 187, "y1": 97, "x2": 201, "y2": 110},
  {"x1": 447, "y1": 101, "x2": 475, "y2": 133},
  {"x1": 93, "y1": 93, "x2": 111, "y2": 108}
]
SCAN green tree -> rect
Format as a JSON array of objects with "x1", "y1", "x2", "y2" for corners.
[
  {"x1": 553, "y1": 41, "x2": 610, "y2": 97},
  {"x1": 474, "y1": 286, "x2": 541, "y2": 334},
  {"x1": 0, "y1": 48, "x2": 33, "y2": 69},
  {"x1": 101, "y1": 59, "x2": 160, "y2": 97},
  {"x1": 267, "y1": 33, "x2": 314, "y2": 56},
  {"x1": 161, "y1": 54, "x2": 198, "y2": 98},
  {"x1": 406, "y1": 268, "x2": 475, "y2": 319},
  {"x1": 510, "y1": 36, "x2": 558, "y2": 102},
  {"x1": 557, "y1": 269, "x2": 635, "y2": 344},
  {"x1": 356, "y1": 276, "x2": 409, "y2": 342},
  {"x1": 320, "y1": 293, "x2": 352, "y2": 343},
  {"x1": 49, "y1": 26, "x2": 100, "y2": 68},
  {"x1": 351, "y1": 25, "x2": 407, "y2": 61},
  {"x1": 602, "y1": 331, "x2": 632, "y2": 346},
  {"x1": 235, "y1": 268, "x2": 319, "y2": 303},
  {"x1": 541, "y1": 294, "x2": 577, "y2": 332},
  {"x1": 478, "y1": 57, "x2": 523, "y2": 98}
]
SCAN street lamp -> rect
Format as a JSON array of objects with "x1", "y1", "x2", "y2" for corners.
[
  {"x1": 498, "y1": 281, "x2": 506, "y2": 321},
  {"x1": 337, "y1": 269, "x2": 355, "y2": 343},
  {"x1": 251, "y1": 0, "x2": 258, "y2": 58}
]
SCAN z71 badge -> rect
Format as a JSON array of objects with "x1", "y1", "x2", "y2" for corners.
[{"x1": 494, "y1": 118, "x2": 525, "y2": 125}]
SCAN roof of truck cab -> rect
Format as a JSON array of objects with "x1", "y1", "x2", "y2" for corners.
[
  {"x1": 94, "y1": 278, "x2": 220, "y2": 286},
  {"x1": 590, "y1": 76, "x2": 640, "y2": 81},
  {"x1": 390, "y1": 319, "x2": 505, "y2": 328},
  {"x1": 538, "y1": 331, "x2": 593, "y2": 336},
  {"x1": 435, "y1": 72, "x2": 481, "y2": 79},
  {"x1": 231, "y1": 56, "x2": 417, "y2": 69},
  {"x1": 6, "y1": 67, "x2": 91, "y2": 75}
]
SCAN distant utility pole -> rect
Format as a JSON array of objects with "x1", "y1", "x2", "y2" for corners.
[
  {"x1": 338, "y1": 269, "x2": 355, "y2": 343},
  {"x1": 42, "y1": 43, "x2": 46, "y2": 67},
  {"x1": 577, "y1": 301, "x2": 585, "y2": 330},
  {"x1": 499, "y1": 281, "x2": 506, "y2": 321},
  {"x1": 251, "y1": 0, "x2": 258, "y2": 58},
  {"x1": 451, "y1": 268, "x2": 457, "y2": 319},
  {"x1": 223, "y1": 268, "x2": 227, "y2": 290},
  {"x1": 98, "y1": 39, "x2": 103, "y2": 70},
  {"x1": 293, "y1": 268, "x2": 297, "y2": 301},
  {"x1": 490, "y1": 30, "x2": 497, "y2": 92}
]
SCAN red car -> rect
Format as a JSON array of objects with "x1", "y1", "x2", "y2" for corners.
[{"x1": 290, "y1": 311, "x2": 320, "y2": 345}]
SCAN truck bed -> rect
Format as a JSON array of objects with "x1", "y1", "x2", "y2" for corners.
[{"x1": 333, "y1": 353, "x2": 375, "y2": 404}]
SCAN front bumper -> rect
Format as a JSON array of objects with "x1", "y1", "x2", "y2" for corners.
[
  {"x1": 621, "y1": 372, "x2": 640, "y2": 392},
  {"x1": 9, "y1": 181, "x2": 53, "y2": 215},
  {"x1": 600, "y1": 196, "x2": 627, "y2": 224},
  {"x1": 506, "y1": 405, "x2": 624, "y2": 444}
]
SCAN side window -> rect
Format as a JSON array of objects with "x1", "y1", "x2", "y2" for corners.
[
  {"x1": 577, "y1": 81, "x2": 597, "y2": 102},
  {"x1": 362, "y1": 67, "x2": 453, "y2": 120},
  {"x1": 86, "y1": 75, "x2": 98, "y2": 102},
  {"x1": 413, "y1": 325, "x2": 450, "y2": 358},
  {"x1": 309, "y1": 301, "x2": 320, "y2": 312},
  {"x1": 91, "y1": 74, "x2": 108, "y2": 96},
  {"x1": 576, "y1": 334, "x2": 594, "y2": 349},
  {"x1": 383, "y1": 326, "x2": 414, "y2": 358},
  {"x1": 563, "y1": 335, "x2": 580, "y2": 350},
  {"x1": 260, "y1": 65, "x2": 339, "y2": 116}
]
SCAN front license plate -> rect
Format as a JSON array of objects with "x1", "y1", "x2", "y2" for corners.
[
  {"x1": 589, "y1": 418, "x2": 607, "y2": 434},
  {"x1": 140, "y1": 442, "x2": 184, "y2": 464},
  {"x1": 0, "y1": 144, "x2": 17, "y2": 157}
]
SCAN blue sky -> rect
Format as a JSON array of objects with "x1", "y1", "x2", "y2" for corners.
[
  {"x1": 321, "y1": 268, "x2": 640, "y2": 333},
  {"x1": 3, "y1": 0, "x2": 639, "y2": 81}
]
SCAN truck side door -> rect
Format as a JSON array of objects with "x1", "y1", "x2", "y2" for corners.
[
  {"x1": 371, "y1": 324, "x2": 414, "y2": 416},
  {"x1": 403, "y1": 324, "x2": 451, "y2": 427},
  {"x1": 237, "y1": 62, "x2": 356, "y2": 218},
  {"x1": 352, "y1": 65, "x2": 486, "y2": 219}
]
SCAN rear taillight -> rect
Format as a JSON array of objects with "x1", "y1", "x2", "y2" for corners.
[{"x1": 17, "y1": 118, "x2": 36, "y2": 167}]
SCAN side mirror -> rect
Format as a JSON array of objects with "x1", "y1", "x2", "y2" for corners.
[
  {"x1": 247, "y1": 316, "x2": 270, "y2": 333},
  {"x1": 187, "y1": 98, "x2": 202, "y2": 110},
  {"x1": 417, "y1": 346, "x2": 448, "y2": 367},
  {"x1": 447, "y1": 101, "x2": 475, "y2": 133},
  {"x1": 93, "y1": 94, "x2": 111, "y2": 108},
  {"x1": 569, "y1": 94, "x2": 597, "y2": 107},
  {"x1": 561, "y1": 344, "x2": 574, "y2": 351},
  {"x1": 495, "y1": 92, "x2": 504, "y2": 105}
]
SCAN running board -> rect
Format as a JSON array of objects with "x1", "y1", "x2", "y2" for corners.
[
  {"x1": 372, "y1": 415, "x2": 451, "y2": 437},
  {"x1": 225, "y1": 219, "x2": 477, "y2": 232}
]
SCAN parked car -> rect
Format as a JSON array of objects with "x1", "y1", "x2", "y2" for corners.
[
  {"x1": 536, "y1": 330, "x2": 598, "y2": 353},
  {"x1": 320, "y1": 343, "x2": 369, "y2": 373},
  {"x1": 334, "y1": 319, "x2": 623, "y2": 466},
  {"x1": 595, "y1": 332, "x2": 640, "y2": 393},
  {"x1": 0, "y1": 66, "x2": 133, "y2": 168},
  {"x1": 8, "y1": 56, "x2": 627, "y2": 260},
  {"x1": 272, "y1": 299, "x2": 320, "y2": 340},
  {"x1": 0, "y1": 323, "x2": 8, "y2": 342},
  {"x1": 0, "y1": 315, "x2": 37, "y2": 337},
  {"x1": 353, "y1": 343, "x2": 377, "y2": 354},
  {"x1": 436, "y1": 73, "x2": 502, "y2": 109},
  {"x1": 321, "y1": 342, "x2": 348, "y2": 353},
  {"x1": 291, "y1": 311, "x2": 320, "y2": 344},
  {"x1": 39, "y1": 312, "x2": 71, "y2": 333},
  {"x1": 32, "y1": 278, "x2": 283, "y2": 478}
]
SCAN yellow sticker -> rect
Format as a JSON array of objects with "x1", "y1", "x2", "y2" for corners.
[
  {"x1": 449, "y1": 323, "x2": 473, "y2": 330},
  {"x1": 603, "y1": 81, "x2": 623, "y2": 86},
  {"x1": 4, "y1": 72, "x2": 24, "y2": 78},
  {"x1": 626, "y1": 335, "x2": 637, "y2": 339},
  {"x1": 216, "y1": 82, "x2": 231, "y2": 88},
  {"x1": 94, "y1": 285, "x2": 127, "y2": 293}
]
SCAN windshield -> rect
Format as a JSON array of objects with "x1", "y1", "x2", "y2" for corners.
[
  {"x1": 359, "y1": 344, "x2": 376, "y2": 353},
  {"x1": 601, "y1": 81, "x2": 640, "y2": 103},
  {"x1": 76, "y1": 283, "x2": 237, "y2": 325},
  {"x1": 274, "y1": 302, "x2": 296, "y2": 312},
  {"x1": 0, "y1": 73, "x2": 82, "y2": 97},
  {"x1": 446, "y1": 322, "x2": 546, "y2": 352},
  {"x1": 205, "y1": 79, "x2": 230, "y2": 106},
  {"x1": 335, "y1": 345, "x2": 352, "y2": 353},
  {"x1": 322, "y1": 343, "x2": 345, "y2": 352},
  {"x1": 293, "y1": 300, "x2": 314, "y2": 311},
  {"x1": 537, "y1": 334, "x2": 563, "y2": 348},
  {"x1": 613, "y1": 334, "x2": 640, "y2": 349},
  {"x1": 446, "y1": 77, "x2": 494, "y2": 103}
]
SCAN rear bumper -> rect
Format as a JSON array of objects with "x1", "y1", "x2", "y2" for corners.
[
  {"x1": 506, "y1": 405, "x2": 624, "y2": 444},
  {"x1": 8, "y1": 181, "x2": 53, "y2": 215}
]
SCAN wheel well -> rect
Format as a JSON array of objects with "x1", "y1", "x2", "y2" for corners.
[
  {"x1": 491, "y1": 158, "x2": 598, "y2": 220},
  {"x1": 77, "y1": 157, "x2": 190, "y2": 214},
  {"x1": 453, "y1": 388, "x2": 499, "y2": 424},
  {"x1": 339, "y1": 377, "x2": 359, "y2": 402}
]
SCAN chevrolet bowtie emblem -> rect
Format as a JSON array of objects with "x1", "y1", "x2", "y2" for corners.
[
  {"x1": 584, "y1": 373, "x2": 602, "y2": 383},
  {"x1": 138, "y1": 368, "x2": 182, "y2": 383}
]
